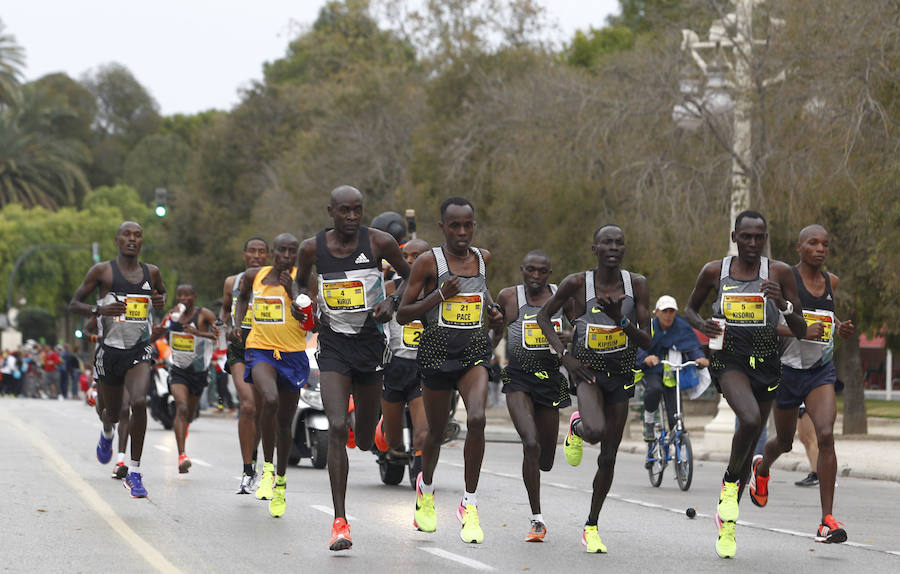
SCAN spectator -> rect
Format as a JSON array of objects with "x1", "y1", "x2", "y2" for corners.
[
  {"x1": 41, "y1": 345, "x2": 62, "y2": 399},
  {"x1": 62, "y1": 344, "x2": 81, "y2": 400}
]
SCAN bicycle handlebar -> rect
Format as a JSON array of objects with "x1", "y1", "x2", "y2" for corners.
[{"x1": 660, "y1": 360, "x2": 699, "y2": 369}]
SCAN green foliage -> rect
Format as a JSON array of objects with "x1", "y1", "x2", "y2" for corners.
[
  {"x1": 0, "y1": 19, "x2": 25, "y2": 107},
  {"x1": 17, "y1": 308, "x2": 56, "y2": 344},
  {"x1": 123, "y1": 133, "x2": 192, "y2": 203},
  {"x1": 563, "y1": 26, "x2": 634, "y2": 69}
]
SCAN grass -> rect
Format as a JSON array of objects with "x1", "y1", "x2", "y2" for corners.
[{"x1": 836, "y1": 397, "x2": 900, "y2": 419}]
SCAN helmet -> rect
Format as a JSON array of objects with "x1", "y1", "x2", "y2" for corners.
[{"x1": 370, "y1": 211, "x2": 406, "y2": 243}]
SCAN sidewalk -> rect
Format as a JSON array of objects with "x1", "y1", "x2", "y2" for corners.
[{"x1": 466, "y1": 401, "x2": 900, "y2": 483}]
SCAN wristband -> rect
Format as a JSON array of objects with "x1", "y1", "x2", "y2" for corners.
[{"x1": 438, "y1": 289, "x2": 445, "y2": 302}]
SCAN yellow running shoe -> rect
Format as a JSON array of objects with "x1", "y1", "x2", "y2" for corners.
[
  {"x1": 564, "y1": 411, "x2": 583, "y2": 467},
  {"x1": 269, "y1": 477, "x2": 286, "y2": 517},
  {"x1": 255, "y1": 462, "x2": 275, "y2": 500},
  {"x1": 413, "y1": 472, "x2": 437, "y2": 532},
  {"x1": 581, "y1": 525, "x2": 607, "y2": 553},
  {"x1": 717, "y1": 479, "x2": 740, "y2": 522},
  {"x1": 457, "y1": 502, "x2": 484, "y2": 544},
  {"x1": 716, "y1": 520, "x2": 736, "y2": 558}
]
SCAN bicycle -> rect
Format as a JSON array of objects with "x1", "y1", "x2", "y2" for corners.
[{"x1": 645, "y1": 359, "x2": 696, "y2": 491}]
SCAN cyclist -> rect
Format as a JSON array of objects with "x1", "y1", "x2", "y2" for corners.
[{"x1": 639, "y1": 295, "x2": 709, "y2": 443}]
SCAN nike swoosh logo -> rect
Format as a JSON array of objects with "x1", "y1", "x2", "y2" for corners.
[
  {"x1": 624, "y1": 382, "x2": 636, "y2": 390},
  {"x1": 767, "y1": 384, "x2": 779, "y2": 391},
  {"x1": 552, "y1": 400, "x2": 562, "y2": 407},
  {"x1": 524, "y1": 313, "x2": 537, "y2": 319},
  {"x1": 722, "y1": 285, "x2": 740, "y2": 291},
  {"x1": 591, "y1": 307, "x2": 604, "y2": 314}
]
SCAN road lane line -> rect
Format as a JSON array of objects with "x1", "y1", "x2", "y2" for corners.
[
  {"x1": 1, "y1": 408, "x2": 184, "y2": 574},
  {"x1": 419, "y1": 548, "x2": 495, "y2": 571},
  {"x1": 310, "y1": 505, "x2": 358, "y2": 521},
  {"x1": 472, "y1": 463, "x2": 900, "y2": 558},
  {"x1": 154, "y1": 445, "x2": 171, "y2": 453},
  {"x1": 191, "y1": 459, "x2": 212, "y2": 468}
]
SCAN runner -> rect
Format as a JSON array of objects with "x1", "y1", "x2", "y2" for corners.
[
  {"x1": 293, "y1": 185, "x2": 410, "y2": 550},
  {"x1": 234, "y1": 233, "x2": 310, "y2": 518},
  {"x1": 495, "y1": 250, "x2": 574, "y2": 542},
  {"x1": 221, "y1": 237, "x2": 269, "y2": 493},
  {"x1": 397, "y1": 197, "x2": 504, "y2": 545},
  {"x1": 685, "y1": 210, "x2": 806, "y2": 559},
  {"x1": 69, "y1": 221, "x2": 166, "y2": 498},
  {"x1": 536, "y1": 224, "x2": 651, "y2": 553},
  {"x1": 378, "y1": 238, "x2": 431, "y2": 475},
  {"x1": 638, "y1": 295, "x2": 709, "y2": 441},
  {"x1": 748, "y1": 224, "x2": 854, "y2": 543},
  {"x1": 163, "y1": 284, "x2": 217, "y2": 474}
]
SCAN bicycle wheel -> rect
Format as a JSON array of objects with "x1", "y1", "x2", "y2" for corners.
[
  {"x1": 675, "y1": 432, "x2": 693, "y2": 491},
  {"x1": 647, "y1": 438, "x2": 665, "y2": 487}
]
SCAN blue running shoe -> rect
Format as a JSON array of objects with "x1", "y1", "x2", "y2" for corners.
[
  {"x1": 124, "y1": 472, "x2": 148, "y2": 498},
  {"x1": 96, "y1": 433, "x2": 113, "y2": 464}
]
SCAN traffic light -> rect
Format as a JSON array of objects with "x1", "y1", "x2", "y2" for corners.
[
  {"x1": 74, "y1": 328, "x2": 84, "y2": 339},
  {"x1": 154, "y1": 188, "x2": 168, "y2": 217}
]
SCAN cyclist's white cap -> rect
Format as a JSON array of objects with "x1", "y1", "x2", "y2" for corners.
[{"x1": 655, "y1": 295, "x2": 678, "y2": 311}]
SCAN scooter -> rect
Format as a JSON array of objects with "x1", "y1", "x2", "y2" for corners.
[
  {"x1": 289, "y1": 352, "x2": 328, "y2": 468},
  {"x1": 148, "y1": 360, "x2": 176, "y2": 430}
]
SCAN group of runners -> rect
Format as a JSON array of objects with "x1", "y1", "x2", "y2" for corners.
[{"x1": 67, "y1": 188, "x2": 852, "y2": 558}]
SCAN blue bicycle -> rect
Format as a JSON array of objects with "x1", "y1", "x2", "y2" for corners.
[{"x1": 645, "y1": 359, "x2": 696, "y2": 491}]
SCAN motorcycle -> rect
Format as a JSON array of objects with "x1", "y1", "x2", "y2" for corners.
[
  {"x1": 289, "y1": 350, "x2": 328, "y2": 468},
  {"x1": 148, "y1": 359, "x2": 176, "y2": 430}
]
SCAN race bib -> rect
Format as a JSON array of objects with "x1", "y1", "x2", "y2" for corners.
[
  {"x1": 585, "y1": 324, "x2": 627, "y2": 354},
  {"x1": 323, "y1": 280, "x2": 367, "y2": 311},
  {"x1": 722, "y1": 293, "x2": 766, "y2": 326},
  {"x1": 170, "y1": 332, "x2": 195, "y2": 353},
  {"x1": 401, "y1": 320, "x2": 424, "y2": 350},
  {"x1": 115, "y1": 294, "x2": 150, "y2": 323},
  {"x1": 438, "y1": 293, "x2": 483, "y2": 329},
  {"x1": 232, "y1": 301, "x2": 252, "y2": 327},
  {"x1": 522, "y1": 318, "x2": 562, "y2": 351},
  {"x1": 803, "y1": 309, "x2": 834, "y2": 345},
  {"x1": 253, "y1": 296, "x2": 285, "y2": 324}
]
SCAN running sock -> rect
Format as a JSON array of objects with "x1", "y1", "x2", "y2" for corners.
[
  {"x1": 643, "y1": 410, "x2": 655, "y2": 424},
  {"x1": 585, "y1": 518, "x2": 598, "y2": 527},
  {"x1": 418, "y1": 475, "x2": 435, "y2": 495},
  {"x1": 723, "y1": 470, "x2": 740, "y2": 484},
  {"x1": 243, "y1": 463, "x2": 254, "y2": 476},
  {"x1": 102, "y1": 425, "x2": 115, "y2": 439},
  {"x1": 275, "y1": 475, "x2": 286, "y2": 486},
  {"x1": 462, "y1": 490, "x2": 477, "y2": 506},
  {"x1": 532, "y1": 513, "x2": 544, "y2": 523},
  {"x1": 129, "y1": 459, "x2": 141, "y2": 470},
  {"x1": 116, "y1": 452, "x2": 126, "y2": 464},
  {"x1": 572, "y1": 418, "x2": 583, "y2": 438}
]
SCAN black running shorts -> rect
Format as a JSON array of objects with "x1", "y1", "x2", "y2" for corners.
[
  {"x1": 95, "y1": 342, "x2": 153, "y2": 387},
  {"x1": 710, "y1": 351, "x2": 781, "y2": 402},
  {"x1": 571, "y1": 370, "x2": 635, "y2": 404},
  {"x1": 382, "y1": 357, "x2": 422, "y2": 403},
  {"x1": 170, "y1": 366, "x2": 209, "y2": 397},
  {"x1": 502, "y1": 367, "x2": 571, "y2": 409},
  {"x1": 317, "y1": 327, "x2": 385, "y2": 377}
]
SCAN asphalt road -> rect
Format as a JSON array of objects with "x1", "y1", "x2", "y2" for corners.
[{"x1": 1, "y1": 399, "x2": 898, "y2": 573}]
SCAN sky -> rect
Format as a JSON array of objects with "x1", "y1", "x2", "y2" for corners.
[{"x1": 2, "y1": 1, "x2": 618, "y2": 115}]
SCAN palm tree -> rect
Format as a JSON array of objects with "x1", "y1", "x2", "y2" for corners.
[
  {"x1": 0, "y1": 85, "x2": 91, "y2": 208},
  {"x1": 0, "y1": 19, "x2": 25, "y2": 107}
]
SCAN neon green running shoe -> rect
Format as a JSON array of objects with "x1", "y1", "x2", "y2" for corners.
[
  {"x1": 269, "y1": 477, "x2": 286, "y2": 517},
  {"x1": 582, "y1": 525, "x2": 607, "y2": 553},
  {"x1": 457, "y1": 502, "x2": 484, "y2": 544},
  {"x1": 717, "y1": 479, "x2": 740, "y2": 523},
  {"x1": 413, "y1": 472, "x2": 437, "y2": 532},
  {"x1": 564, "y1": 411, "x2": 583, "y2": 467},
  {"x1": 716, "y1": 520, "x2": 736, "y2": 558},
  {"x1": 255, "y1": 462, "x2": 275, "y2": 500}
]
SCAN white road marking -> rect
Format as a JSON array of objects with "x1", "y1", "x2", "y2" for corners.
[
  {"x1": 191, "y1": 459, "x2": 212, "y2": 468},
  {"x1": 470, "y1": 463, "x2": 900, "y2": 558},
  {"x1": 154, "y1": 445, "x2": 171, "y2": 453},
  {"x1": 419, "y1": 548, "x2": 495, "y2": 571},
  {"x1": 1, "y1": 407, "x2": 184, "y2": 574},
  {"x1": 310, "y1": 505, "x2": 357, "y2": 522}
]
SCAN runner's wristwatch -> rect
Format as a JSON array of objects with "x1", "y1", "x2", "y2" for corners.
[{"x1": 779, "y1": 300, "x2": 794, "y2": 316}]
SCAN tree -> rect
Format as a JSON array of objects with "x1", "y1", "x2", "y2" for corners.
[
  {"x1": 123, "y1": 133, "x2": 192, "y2": 203},
  {"x1": 0, "y1": 19, "x2": 24, "y2": 108}
]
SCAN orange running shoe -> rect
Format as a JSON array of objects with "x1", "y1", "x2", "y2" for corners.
[
  {"x1": 178, "y1": 453, "x2": 192, "y2": 474},
  {"x1": 374, "y1": 416, "x2": 388, "y2": 452},
  {"x1": 749, "y1": 454, "x2": 769, "y2": 508},
  {"x1": 816, "y1": 515, "x2": 847, "y2": 544},
  {"x1": 526, "y1": 520, "x2": 547, "y2": 542},
  {"x1": 329, "y1": 517, "x2": 353, "y2": 551}
]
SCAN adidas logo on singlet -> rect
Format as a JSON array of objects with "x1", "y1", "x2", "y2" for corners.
[
  {"x1": 141, "y1": 281, "x2": 151, "y2": 290},
  {"x1": 354, "y1": 253, "x2": 370, "y2": 265},
  {"x1": 827, "y1": 294, "x2": 832, "y2": 301}
]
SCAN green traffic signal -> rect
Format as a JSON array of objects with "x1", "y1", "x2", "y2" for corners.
[
  {"x1": 155, "y1": 205, "x2": 167, "y2": 217},
  {"x1": 74, "y1": 329, "x2": 84, "y2": 338}
]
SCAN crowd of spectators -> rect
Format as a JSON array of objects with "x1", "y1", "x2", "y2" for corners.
[{"x1": 0, "y1": 342, "x2": 83, "y2": 400}]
